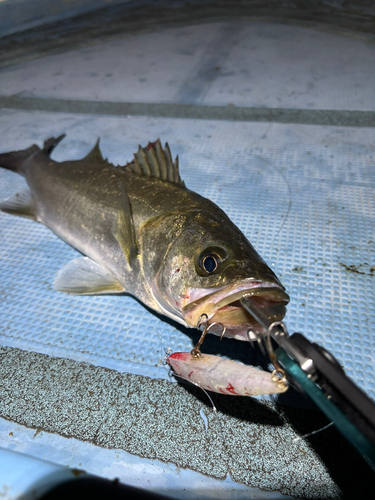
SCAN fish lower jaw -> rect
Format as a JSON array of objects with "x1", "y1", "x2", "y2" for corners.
[
  {"x1": 205, "y1": 313, "x2": 262, "y2": 341},
  {"x1": 182, "y1": 282, "x2": 289, "y2": 330},
  {"x1": 183, "y1": 300, "x2": 287, "y2": 341},
  {"x1": 182, "y1": 306, "x2": 262, "y2": 341}
]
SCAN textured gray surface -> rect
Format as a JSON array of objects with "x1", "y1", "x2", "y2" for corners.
[
  {"x1": 1, "y1": 418, "x2": 298, "y2": 500},
  {"x1": 0, "y1": 0, "x2": 129, "y2": 37},
  {"x1": 1, "y1": 96, "x2": 375, "y2": 126},
  {"x1": 1, "y1": 1, "x2": 375, "y2": 72},
  {"x1": 1, "y1": 22, "x2": 374, "y2": 111},
  {"x1": 0, "y1": 346, "x2": 343, "y2": 498}
]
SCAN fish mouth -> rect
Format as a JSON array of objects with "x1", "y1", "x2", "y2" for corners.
[{"x1": 182, "y1": 281, "x2": 289, "y2": 340}]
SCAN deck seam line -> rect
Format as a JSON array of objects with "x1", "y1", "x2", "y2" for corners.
[{"x1": 1, "y1": 96, "x2": 375, "y2": 127}]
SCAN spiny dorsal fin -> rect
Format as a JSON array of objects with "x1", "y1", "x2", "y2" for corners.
[
  {"x1": 120, "y1": 139, "x2": 185, "y2": 187},
  {"x1": 83, "y1": 139, "x2": 106, "y2": 163}
]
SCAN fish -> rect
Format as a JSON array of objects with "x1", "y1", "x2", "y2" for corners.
[
  {"x1": 167, "y1": 352, "x2": 288, "y2": 396},
  {"x1": 0, "y1": 135, "x2": 289, "y2": 341}
]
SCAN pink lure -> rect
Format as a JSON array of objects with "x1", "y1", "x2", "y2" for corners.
[{"x1": 167, "y1": 352, "x2": 288, "y2": 396}]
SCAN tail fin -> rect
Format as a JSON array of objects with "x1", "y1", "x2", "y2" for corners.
[
  {"x1": 0, "y1": 144, "x2": 40, "y2": 175},
  {"x1": 0, "y1": 134, "x2": 66, "y2": 175}
]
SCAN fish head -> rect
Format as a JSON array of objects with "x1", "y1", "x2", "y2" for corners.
[{"x1": 143, "y1": 210, "x2": 289, "y2": 340}]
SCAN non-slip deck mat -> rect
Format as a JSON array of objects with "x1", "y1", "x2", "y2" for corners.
[
  {"x1": 0, "y1": 110, "x2": 374, "y2": 399},
  {"x1": 3, "y1": 345, "x2": 375, "y2": 499}
]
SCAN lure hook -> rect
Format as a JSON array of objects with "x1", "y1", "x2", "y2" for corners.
[
  {"x1": 191, "y1": 320, "x2": 226, "y2": 359},
  {"x1": 247, "y1": 328, "x2": 267, "y2": 356},
  {"x1": 247, "y1": 327, "x2": 287, "y2": 388},
  {"x1": 196, "y1": 313, "x2": 208, "y2": 330},
  {"x1": 218, "y1": 323, "x2": 227, "y2": 340},
  {"x1": 265, "y1": 321, "x2": 288, "y2": 388}
]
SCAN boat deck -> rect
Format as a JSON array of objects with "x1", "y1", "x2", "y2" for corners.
[{"x1": 0, "y1": 6, "x2": 374, "y2": 498}]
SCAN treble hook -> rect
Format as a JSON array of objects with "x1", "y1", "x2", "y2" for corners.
[
  {"x1": 196, "y1": 313, "x2": 208, "y2": 330},
  {"x1": 247, "y1": 329, "x2": 267, "y2": 356},
  {"x1": 246, "y1": 326, "x2": 287, "y2": 388},
  {"x1": 246, "y1": 329, "x2": 255, "y2": 350},
  {"x1": 265, "y1": 321, "x2": 288, "y2": 388},
  {"x1": 219, "y1": 323, "x2": 227, "y2": 341},
  {"x1": 191, "y1": 323, "x2": 208, "y2": 359},
  {"x1": 191, "y1": 320, "x2": 226, "y2": 359}
]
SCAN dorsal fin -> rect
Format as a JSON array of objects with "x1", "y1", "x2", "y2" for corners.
[
  {"x1": 43, "y1": 134, "x2": 66, "y2": 156},
  {"x1": 83, "y1": 139, "x2": 106, "y2": 163},
  {"x1": 120, "y1": 139, "x2": 185, "y2": 187}
]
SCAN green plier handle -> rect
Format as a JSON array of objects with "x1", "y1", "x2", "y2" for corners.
[{"x1": 240, "y1": 297, "x2": 375, "y2": 469}]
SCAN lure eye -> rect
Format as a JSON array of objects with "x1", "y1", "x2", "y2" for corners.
[{"x1": 202, "y1": 254, "x2": 218, "y2": 273}]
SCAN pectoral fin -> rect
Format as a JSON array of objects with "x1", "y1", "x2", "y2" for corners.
[
  {"x1": 54, "y1": 257, "x2": 124, "y2": 295},
  {"x1": 115, "y1": 182, "x2": 138, "y2": 266},
  {"x1": 0, "y1": 189, "x2": 37, "y2": 220}
]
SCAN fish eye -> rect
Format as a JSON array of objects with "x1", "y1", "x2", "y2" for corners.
[
  {"x1": 197, "y1": 246, "x2": 228, "y2": 276},
  {"x1": 203, "y1": 254, "x2": 218, "y2": 273}
]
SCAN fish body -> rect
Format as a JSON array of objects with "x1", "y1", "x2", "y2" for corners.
[
  {"x1": 167, "y1": 352, "x2": 288, "y2": 396},
  {"x1": 0, "y1": 136, "x2": 289, "y2": 339}
]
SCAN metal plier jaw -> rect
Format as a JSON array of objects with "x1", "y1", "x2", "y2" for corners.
[{"x1": 240, "y1": 297, "x2": 375, "y2": 469}]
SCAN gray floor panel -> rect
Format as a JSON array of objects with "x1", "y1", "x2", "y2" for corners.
[{"x1": 0, "y1": 22, "x2": 374, "y2": 110}]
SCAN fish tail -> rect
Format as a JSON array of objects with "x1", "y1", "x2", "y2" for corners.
[
  {"x1": 0, "y1": 144, "x2": 40, "y2": 175},
  {"x1": 0, "y1": 134, "x2": 65, "y2": 175}
]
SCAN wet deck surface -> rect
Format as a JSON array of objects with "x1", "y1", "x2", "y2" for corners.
[{"x1": 1, "y1": 13, "x2": 375, "y2": 499}]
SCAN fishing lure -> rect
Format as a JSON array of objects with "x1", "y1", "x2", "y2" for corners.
[{"x1": 167, "y1": 352, "x2": 288, "y2": 396}]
